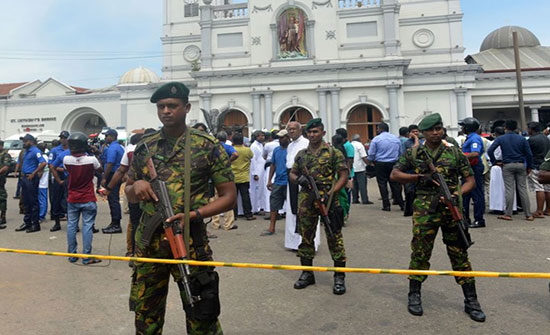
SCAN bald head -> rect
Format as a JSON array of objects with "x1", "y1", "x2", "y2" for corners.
[{"x1": 286, "y1": 121, "x2": 302, "y2": 140}]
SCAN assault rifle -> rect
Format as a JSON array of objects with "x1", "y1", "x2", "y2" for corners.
[
  {"x1": 422, "y1": 155, "x2": 474, "y2": 250},
  {"x1": 143, "y1": 146, "x2": 200, "y2": 308},
  {"x1": 302, "y1": 165, "x2": 334, "y2": 238}
]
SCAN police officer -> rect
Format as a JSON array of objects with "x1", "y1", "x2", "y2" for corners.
[
  {"x1": 101, "y1": 128, "x2": 125, "y2": 234},
  {"x1": 16, "y1": 134, "x2": 47, "y2": 233},
  {"x1": 390, "y1": 113, "x2": 486, "y2": 322},
  {"x1": 49, "y1": 131, "x2": 71, "y2": 232},
  {"x1": 289, "y1": 118, "x2": 349, "y2": 295},
  {"x1": 125, "y1": 82, "x2": 236, "y2": 334},
  {"x1": 0, "y1": 140, "x2": 11, "y2": 228},
  {"x1": 459, "y1": 117, "x2": 486, "y2": 228}
]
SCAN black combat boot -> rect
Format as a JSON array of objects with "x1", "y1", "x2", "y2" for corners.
[
  {"x1": 26, "y1": 224, "x2": 41, "y2": 233},
  {"x1": 461, "y1": 282, "x2": 486, "y2": 322},
  {"x1": 15, "y1": 223, "x2": 29, "y2": 232},
  {"x1": 50, "y1": 218, "x2": 61, "y2": 232},
  {"x1": 407, "y1": 280, "x2": 423, "y2": 316},
  {"x1": 294, "y1": 258, "x2": 315, "y2": 289},
  {"x1": 102, "y1": 220, "x2": 122, "y2": 234},
  {"x1": 0, "y1": 210, "x2": 6, "y2": 225},
  {"x1": 333, "y1": 261, "x2": 346, "y2": 295}
]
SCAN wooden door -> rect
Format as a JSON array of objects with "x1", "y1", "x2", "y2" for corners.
[
  {"x1": 346, "y1": 105, "x2": 382, "y2": 142},
  {"x1": 222, "y1": 109, "x2": 249, "y2": 137},
  {"x1": 279, "y1": 107, "x2": 313, "y2": 128}
]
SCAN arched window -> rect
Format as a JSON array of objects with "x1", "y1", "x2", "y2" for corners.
[
  {"x1": 279, "y1": 107, "x2": 313, "y2": 128},
  {"x1": 346, "y1": 104, "x2": 383, "y2": 141},
  {"x1": 277, "y1": 8, "x2": 308, "y2": 59},
  {"x1": 220, "y1": 109, "x2": 249, "y2": 137}
]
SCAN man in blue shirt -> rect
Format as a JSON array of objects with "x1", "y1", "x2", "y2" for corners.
[
  {"x1": 459, "y1": 117, "x2": 486, "y2": 228},
  {"x1": 49, "y1": 131, "x2": 70, "y2": 231},
  {"x1": 262, "y1": 130, "x2": 290, "y2": 236},
  {"x1": 101, "y1": 129, "x2": 125, "y2": 233},
  {"x1": 487, "y1": 119, "x2": 534, "y2": 221},
  {"x1": 16, "y1": 134, "x2": 47, "y2": 233},
  {"x1": 367, "y1": 122, "x2": 404, "y2": 211}
]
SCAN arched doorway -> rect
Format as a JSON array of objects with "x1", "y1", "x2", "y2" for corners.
[
  {"x1": 62, "y1": 108, "x2": 107, "y2": 136},
  {"x1": 279, "y1": 106, "x2": 313, "y2": 128},
  {"x1": 346, "y1": 104, "x2": 383, "y2": 141},
  {"x1": 220, "y1": 109, "x2": 249, "y2": 137}
]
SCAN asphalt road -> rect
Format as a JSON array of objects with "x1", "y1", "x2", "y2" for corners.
[{"x1": 1, "y1": 177, "x2": 549, "y2": 335}]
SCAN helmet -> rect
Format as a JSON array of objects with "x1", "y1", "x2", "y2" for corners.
[
  {"x1": 68, "y1": 132, "x2": 88, "y2": 153},
  {"x1": 458, "y1": 117, "x2": 480, "y2": 133}
]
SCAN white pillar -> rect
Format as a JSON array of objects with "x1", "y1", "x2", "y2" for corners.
[
  {"x1": 200, "y1": 93, "x2": 212, "y2": 113},
  {"x1": 316, "y1": 89, "x2": 328, "y2": 124},
  {"x1": 251, "y1": 93, "x2": 261, "y2": 130},
  {"x1": 530, "y1": 106, "x2": 540, "y2": 122},
  {"x1": 330, "y1": 88, "x2": 341, "y2": 136},
  {"x1": 381, "y1": 0, "x2": 401, "y2": 56},
  {"x1": 199, "y1": 5, "x2": 213, "y2": 68},
  {"x1": 386, "y1": 84, "x2": 400, "y2": 134},
  {"x1": 264, "y1": 92, "x2": 273, "y2": 130},
  {"x1": 454, "y1": 88, "x2": 467, "y2": 122}
]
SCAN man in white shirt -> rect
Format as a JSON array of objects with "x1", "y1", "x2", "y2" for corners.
[
  {"x1": 263, "y1": 130, "x2": 280, "y2": 214},
  {"x1": 284, "y1": 121, "x2": 320, "y2": 250},
  {"x1": 351, "y1": 134, "x2": 372, "y2": 205},
  {"x1": 249, "y1": 130, "x2": 266, "y2": 214}
]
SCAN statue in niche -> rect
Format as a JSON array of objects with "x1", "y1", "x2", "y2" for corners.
[{"x1": 277, "y1": 8, "x2": 307, "y2": 59}]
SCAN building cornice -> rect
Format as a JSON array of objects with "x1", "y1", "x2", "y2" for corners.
[
  {"x1": 399, "y1": 13, "x2": 463, "y2": 27},
  {"x1": 191, "y1": 59, "x2": 411, "y2": 79},
  {"x1": 161, "y1": 35, "x2": 201, "y2": 45},
  {"x1": 402, "y1": 47, "x2": 465, "y2": 57},
  {"x1": 473, "y1": 100, "x2": 550, "y2": 109},
  {"x1": 337, "y1": 7, "x2": 382, "y2": 18},
  {"x1": 212, "y1": 18, "x2": 249, "y2": 28},
  {"x1": 5, "y1": 93, "x2": 121, "y2": 107},
  {"x1": 475, "y1": 70, "x2": 550, "y2": 81},
  {"x1": 405, "y1": 64, "x2": 482, "y2": 76}
]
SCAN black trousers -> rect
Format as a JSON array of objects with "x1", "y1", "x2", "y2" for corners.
[
  {"x1": 352, "y1": 170, "x2": 369, "y2": 203},
  {"x1": 50, "y1": 178, "x2": 67, "y2": 220},
  {"x1": 235, "y1": 182, "x2": 253, "y2": 217},
  {"x1": 106, "y1": 172, "x2": 122, "y2": 221},
  {"x1": 374, "y1": 161, "x2": 403, "y2": 209}
]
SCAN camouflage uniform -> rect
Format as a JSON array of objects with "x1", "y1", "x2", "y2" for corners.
[
  {"x1": 291, "y1": 142, "x2": 348, "y2": 262},
  {"x1": 0, "y1": 149, "x2": 11, "y2": 212},
  {"x1": 128, "y1": 128, "x2": 233, "y2": 335},
  {"x1": 395, "y1": 143, "x2": 475, "y2": 285}
]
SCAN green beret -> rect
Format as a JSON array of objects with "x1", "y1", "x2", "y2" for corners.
[
  {"x1": 305, "y1": 118, "x2": 324, "y2": 130},
  {"x1": 150, "y1": 82, "x2": 190, "y2": 103},
  {"x1": 418, "y1": 113, "x2": 443, "y2": 131}
]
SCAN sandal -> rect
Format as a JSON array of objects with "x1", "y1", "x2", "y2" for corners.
[
  {"x1": 497, "y1": 215, "x2": 512, "y2": 221},
  {"x1": 525, "y1": 216, "x2": 535, "y2": 221},
  {"x1": 533, "y1": 214, "x2": 545, "y2": 219},
  {"x1": 83, "y1": 259, "x2": 102, "y2": 265},
  {"x1": 260, "y1": 230, "x2": 275, "y2": 236}
]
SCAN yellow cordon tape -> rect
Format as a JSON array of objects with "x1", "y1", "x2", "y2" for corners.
[{"x1": 1, "y1": 247, "x2": 550, "y2": 279}]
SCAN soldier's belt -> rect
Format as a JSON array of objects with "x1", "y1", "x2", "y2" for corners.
[{"x1": 2, "y1": 247, "x2": 550, "y2": 279}]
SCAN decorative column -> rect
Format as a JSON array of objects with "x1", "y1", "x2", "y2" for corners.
[
  {"x1": 200, "y1": 93, "x2": 212, "y2": 113},
  {"x1": 199, "y1": 3, "x2": 213, "y2": 68},
  {"x1": 530, "y1": 106, "x2": 540, "y2": 122},
  {"x1": 329, "y1": 88, "x2": 341, "y2": 136},
  {"x1": 386, "y1": 84, "x2": 400, "y2": 134},
  {"x1": 316, "y1": 89, "x2": 328, "y2": 125},
  {"x1": 381, "y1": 0, "x2": 401, "y2": 56},
  {"x1": 251, "y1": 92, "x2": 261, "y2": 130},
  {"x1": 306, "y1": 20, "x2": 316, "y2": 59},
  {"x1": 264, "y1": 92, "x2": 273, "y2": 130},
  {"x1": 454, "y1": 88, "x2": 468, "y2": 122}
]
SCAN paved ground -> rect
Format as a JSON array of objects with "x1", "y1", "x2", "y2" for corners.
[{"x1": 1, "y1": 177, "x2": 549, "y2": 335}]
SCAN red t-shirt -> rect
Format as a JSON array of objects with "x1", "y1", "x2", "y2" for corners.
[{"x1": 63, "y1": 154, "x2": 101, "y2": 203}]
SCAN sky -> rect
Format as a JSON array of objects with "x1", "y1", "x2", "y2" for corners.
[{"x1": 0, "y1": 0, "x2": 548, "y2": 89}]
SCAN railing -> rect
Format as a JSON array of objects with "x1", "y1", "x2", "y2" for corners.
[
  {"x1": 213, "y1": 3, "x2": 249, "y2": 20},
  {"x1": 338, "y1": 0, "x2": 381, "y2": 8}
]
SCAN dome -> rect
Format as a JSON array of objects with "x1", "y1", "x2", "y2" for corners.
[
  {"x1": 118, "y1": 66, "x2": 160, "y2": 85},
  {"x1": 480, "y1": 26, "x2": 541, "y2": 52}
]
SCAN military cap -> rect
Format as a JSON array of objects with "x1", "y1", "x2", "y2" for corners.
[
  {"x1": 150, "y1": 81, "x2": 190, "y2": 103},
  {"x1": 22, "y1": 134, "x2": 36, "y2": 142},
  {"x1": 59, "y1": 130, "x2": 70, "y2": 138},
  {"x1": 418, "y1": 113, "x2": 443, "y2": 131},
  {"x1": 105, "y1": 129, "x2": 118, "y2": 138},
  {"x1": 305, "y1": 118, "x2": 323, "y2": 130}
]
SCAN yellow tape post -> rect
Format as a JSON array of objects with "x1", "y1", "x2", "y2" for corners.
[{"x1": 1, "y1": 247, "x2": 550, "y2": 279}]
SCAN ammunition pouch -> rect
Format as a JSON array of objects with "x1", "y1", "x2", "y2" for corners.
[{"x1": 181, "y1": 271, "x2": 221, "y2": 321}]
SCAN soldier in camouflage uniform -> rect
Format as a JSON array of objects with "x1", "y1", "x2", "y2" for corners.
[
  {"x1": 390, "y1": 113, "x2": 486, "y2": 322},
  {"x1": 289, "y1": 118, "x2": 349, "y2": 295},
  {"x1": 0, "y1": 140, "x2": 11, "y2": 228},
  {"x1": 125, "y1": 82, "x2": 236, "y2": 335}
]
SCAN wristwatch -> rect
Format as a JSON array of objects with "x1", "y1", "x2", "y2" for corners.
[{"x1": 194, "y1": 209, "x2": 203, "y2": 222}]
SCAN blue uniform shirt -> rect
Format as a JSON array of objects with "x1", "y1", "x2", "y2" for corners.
[
  {"x1": 22, "y1": 146, "x2": 47, "y2": 174},
  {"x1": 105, "y1": 141, "x2": 124, "y2": 172},
  {"x1": 462, "y1": 133, "x2": 484, "y2": 167},
  {"x1": 48, "y1": 144, "x2": 64, "y2": 163},
  {"x1": 52, "y1": 149, "x2": 71, "y2": 178},
  {"x1": 271, "y1": 146, "x2": 288, "y2": 186}
]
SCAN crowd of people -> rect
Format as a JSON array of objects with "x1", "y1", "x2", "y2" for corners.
[{"x1": 1, "y1": 79, "x2": 550, "y2": 333}]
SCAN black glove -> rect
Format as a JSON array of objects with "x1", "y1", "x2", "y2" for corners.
[{"x1": 296, "y1": 175, "x2": 310, "y2": 189}]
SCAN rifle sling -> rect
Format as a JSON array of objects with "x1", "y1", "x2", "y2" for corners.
[{"x1": 183, "y1": 128, "x2": 191, "y2": 255}]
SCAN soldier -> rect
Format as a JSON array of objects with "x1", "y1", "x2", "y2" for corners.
[
  {"x1": 289, "y1": 118, "x2": 349, "y2": 295},
  {"x1": 125, "y1": 82, "x2": 236, "y2": 335},
  {"x1": 0, "y1": 140, "x2": 11, "y2": 229},
  {"x1": 390, "y1": 113, "x2": 486, "y2": 322}
]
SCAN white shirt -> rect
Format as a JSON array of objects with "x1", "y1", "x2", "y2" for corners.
[
  {"x1": 351, "y1": 140, "x2": 368, "y2": 172},
  {"x1": 120, "y1": 143, "x2": 136, "y2": 167},
  {"x1": 39, "y1": 154, "x2": 49, "y2": 189},
  {"x1": 263, "y1": 140, "x2": 279, "y2": 162},
  {"x1": 250, "y1": 141, "x2": 265, "y2": 176},
  {"x1": 286, "y1": 136, "x2": 309, "y2": 169}
]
